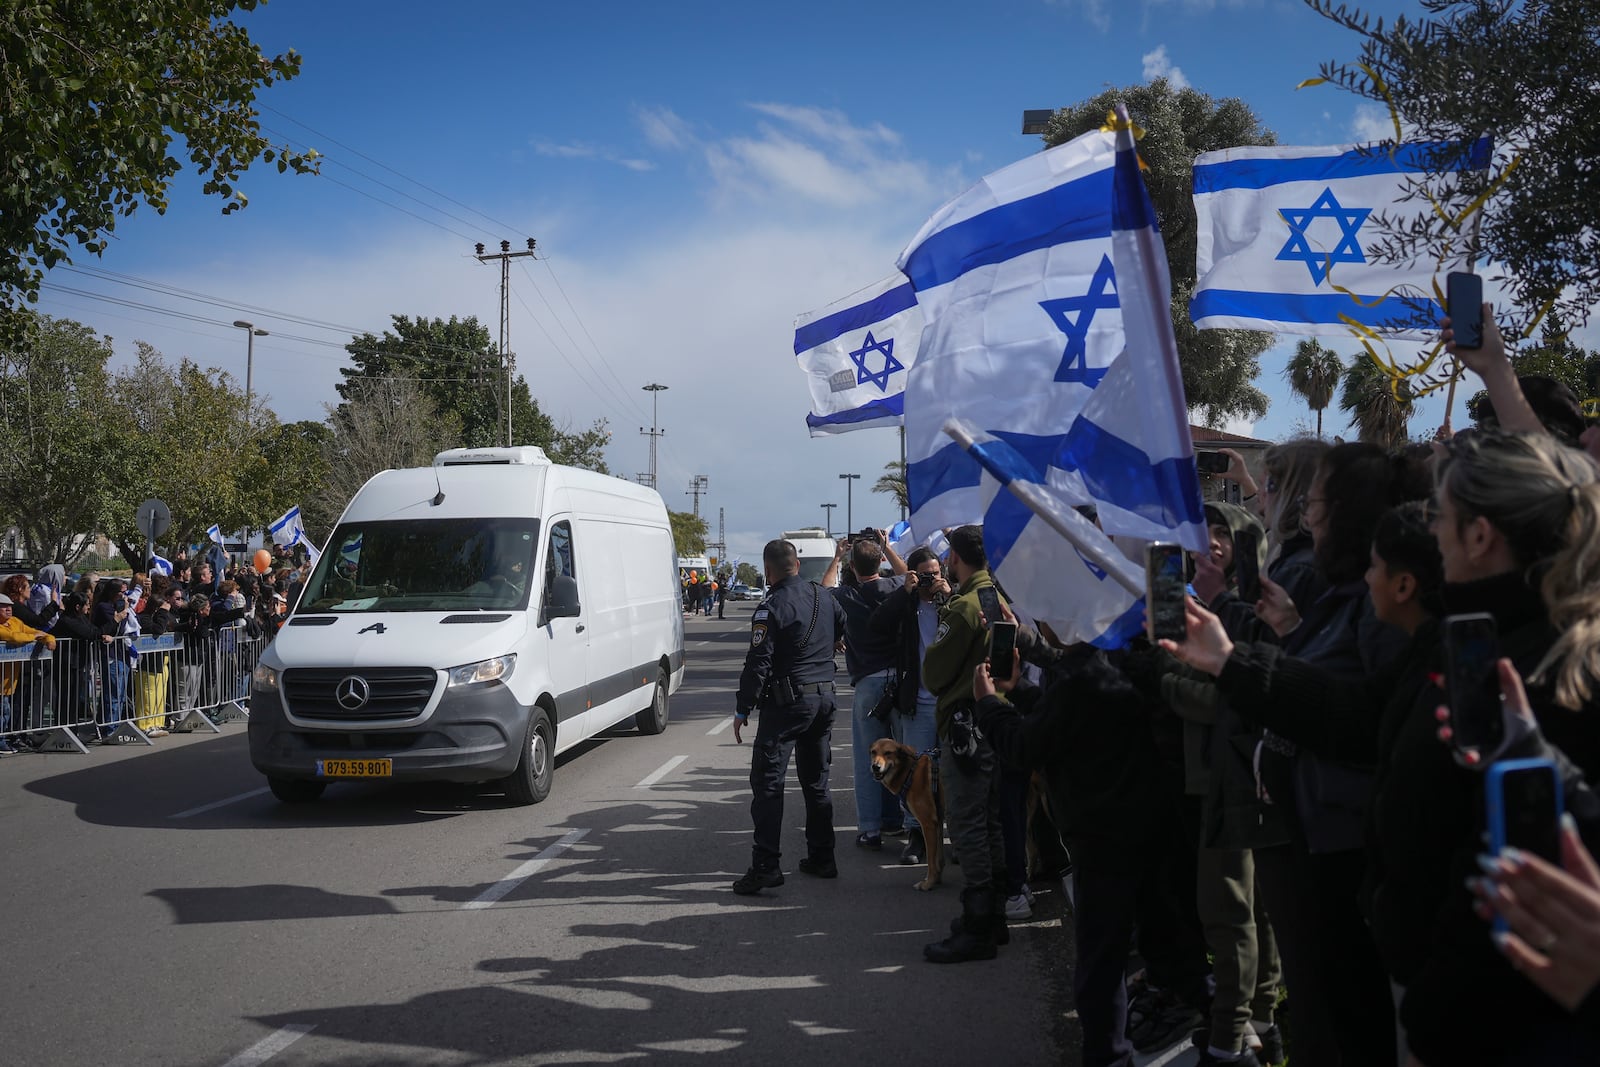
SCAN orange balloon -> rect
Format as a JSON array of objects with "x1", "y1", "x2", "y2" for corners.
[{"x1": 253, "y1": 549, "x2": 272, "y2": 574}]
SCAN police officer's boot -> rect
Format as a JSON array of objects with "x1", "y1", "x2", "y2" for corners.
[
  {"x1": 924, "y1": 887, "x2": 998, "y2": 963},
  {"x1": 898, "y1": 827, "x2": 926, "y2": 866}
]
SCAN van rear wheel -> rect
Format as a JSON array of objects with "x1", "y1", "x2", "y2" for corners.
[
  {"x1": 503, "y1": 707, "x2": 554, "y2": 805},
  {"x1": 268, "y1": 776, "x2": 326, "y2": 803},
  {"x1": 636, "y1": 669, "x2": 669, "y2": 735}
]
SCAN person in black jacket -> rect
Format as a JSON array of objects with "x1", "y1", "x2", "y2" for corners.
[{"x1": 975, "y1": 631, "x2": 1207, "y2": 1067}]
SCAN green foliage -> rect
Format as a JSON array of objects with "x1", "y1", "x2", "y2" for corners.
[
  {"x1": 668, "y1": 510, "x2": 708, "y2": 556},
  {"x1": 872, "y1": 459, "x2": 908, "y2": 513},
  {"x1": 1043, "y1": 81, "x2": 1278, "y2": 423},
  {"x1": 1339, "y1": 353, "x2": 1415, "y2": 447},
  {"x1": 1307, "y1": 0, "x2": 1600, "y2": 331},
  {"x1": 1465, "y1": 312, "x2": 1600, "y2": 424},
  {"x1": 735, "y1": 562, "x2": 762, "y2": 587},
  {"x1": 340, "y1": 315, "x2": 610, "y2": 471},
  {"x1": 0, "y1": 313, "x2": 126, "y2": 564},
  {"x1": 1285, "y1": 339, "x2": 1345, "y2": 439},
  {"x1": 0, "y1": 2, "x2": 317, "y2": 337}
]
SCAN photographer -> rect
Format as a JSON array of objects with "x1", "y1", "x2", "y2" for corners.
[
  {"x1": 823, "y1": 528, "x2": 909, "y2": 849},
  {"x1": 868, "y1": 545, "x2": 950, "y2": 866}
]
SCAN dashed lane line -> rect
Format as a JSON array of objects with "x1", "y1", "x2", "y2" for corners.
[
  {"x1": 220, "y1": 1023, "x2": 315, "y2": 1066},
  {"x1": 170, "y1": 787, "x2": 272, "y2": 820},
  {"x1": 635, "y1": 755, "x2": 688, "y2": 788},
  {"x1": 462, "y1": 828, "x2": 590, "y2": 911}
]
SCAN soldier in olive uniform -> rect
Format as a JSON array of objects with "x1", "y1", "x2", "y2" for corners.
[{"x1": 730, "y1": 539, "x2": 847, "y2": 895}]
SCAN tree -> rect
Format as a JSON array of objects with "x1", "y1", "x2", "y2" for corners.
[
  {"x1": 1465, "y1": 312, "x2": 1600, "y2": 425},
  {"x1": 0, "y1": 2, "x2": 317, "y2": 336},
  {"x1": 1043, "y1": 80, "x2": 1278, "y2": 423},
  {"x1": 341, "y1": 315, "x2": 610, "y2": 469},
  {"x1": 261, "y1": 420, "x2": 334, "y2": 537},
  {"x1": 1307, "y1": 0, "x2": 1600, "y2": 332},
  {"x1": 1285, "y1": 340, "x2": 1345, "y2": 439},
  {"x1": 872, "y1": 459, "x2": 908, "y2": 514},
  {"x1": 1338, "y1": 354, "x2": 1415, "y2": 448},
  {"x1": 314, "y1": 377, "x2": 462, "y2": 527},
  {"x1": 668, "y1": 510, "x2": 708, "y2": 557},
  {"x1": 735, "y1": 562, "x2": 762, "y2": 587},
  {"x1": 0, "y1": 312, "x2": 128, "y2": 564}
]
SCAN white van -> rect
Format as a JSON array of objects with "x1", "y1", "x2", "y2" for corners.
[
  {"x1": 248, "y1": 446, "x2": 686, "y2": 805},
  {"x1": 782, "y1": 528, "x2": 836, "y2": 583}
]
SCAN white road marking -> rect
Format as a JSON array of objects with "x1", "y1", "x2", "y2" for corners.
[
  {"x1": 706, "y1": 717, "x2": 733, "y2": 736},
  {"x1": 169, "y1": 786, "x2": 271, "y2": 820},
  {"x1": 635, "y1": 755, "x2": 688, "y2": 787},
  {"x1": 220, "y1": 1023, "x2": 315, "y2": 1066},
  {"x1": 463, "y1": 829, "x2": 589, "y2": 911}
]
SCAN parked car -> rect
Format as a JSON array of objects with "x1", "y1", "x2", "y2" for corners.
[{"x1": 729, "y1": 583, "x2": 761, "y2": 601}]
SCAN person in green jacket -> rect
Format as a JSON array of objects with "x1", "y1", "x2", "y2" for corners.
[{"x1": 920, "y1": 525, "x2": 1010, "y2": 963}]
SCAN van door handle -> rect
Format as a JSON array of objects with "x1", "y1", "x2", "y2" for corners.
[{"x1": 575, "y1": 624, "x2": 586, "y2": 633}]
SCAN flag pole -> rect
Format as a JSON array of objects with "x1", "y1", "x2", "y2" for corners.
[{"x1": 941, "y1": 419, "x2": 1144, "y2": 598}]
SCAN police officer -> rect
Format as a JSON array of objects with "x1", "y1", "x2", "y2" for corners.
[{"x1": 730, "y1": 538, "x2": 847, "y2": 896}]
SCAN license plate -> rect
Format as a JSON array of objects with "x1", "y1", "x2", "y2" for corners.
[{"x1": 316, "y1": 758, "x2": 392, "y2": 778}]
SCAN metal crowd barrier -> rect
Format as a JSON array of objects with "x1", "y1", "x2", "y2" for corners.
[{"x1": 0, "y1": 629, "x2": 267, "y2": 755}]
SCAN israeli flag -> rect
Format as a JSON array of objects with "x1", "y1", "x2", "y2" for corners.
[
  {"x1": 1191, "y1": 139, "x2": 1491, "y2": 338},
  {"x1": 898, "y1": 128, "x2": 1123, "y2": 540},
  {"x1": 269, "y1": 504, "x2": 322, "y2": 564},
  {"x1": 794, "y1": 274, "x2": 922, "y2": 436},
  {"x1": 148, "y1": 554, "x2": 173, "y2": 577},
  {"x1": 205, "y1": 524, "x2": 224, "y2": 547}
]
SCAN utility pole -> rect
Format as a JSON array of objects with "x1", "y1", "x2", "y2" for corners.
[
  {"x1": 639, "y1": 383, "x2": 667, "y2": 489},
  {"x1": 708, "y1": 507, "x2": 726, "y2": 571},
  {"x1": 820, "y1": 502, "x2": 837, "y2": 538},
  {"x1": 474, "y1": 238, "x2": 538, "y2": 447},
  {"x1": 687, "y1": 474, "x2": 709, "y2": 517},
  {"x1": 839, "y1": 472, "x2": 861, "y2": 534}
]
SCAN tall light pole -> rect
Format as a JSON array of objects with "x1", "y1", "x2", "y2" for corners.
[
  {"x1": 474, "y1": 238, "x2": 538, "y2": 446},
  {"x1": 640, "y1": 383, "x2": 667, "y2": 489},
  {"x1": 231, "y1": 320, "x2": 268, "y2": 425},
  {"x1": 839, "y1": 472, "x2": 860, "y2": 534},
  {"x1": 820, "y1": 502, "x2": 837, "y2": 539}
]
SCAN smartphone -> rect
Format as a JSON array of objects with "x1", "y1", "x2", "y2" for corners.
[
  {"x1": 976, "y1": 585, "x2": 1002, "y2": 630},
  {"x1": 1485, "y1": 758, "x2": 1563, "y2": 935},
  {"x1": 1195, "y1": 450, "x2": 1231, "y2": 475},
  {"x1": 1145, "y1": 542, "x2": 1188, "y2": 643},
  {"x1": 1447, "y1": 271, "x2": 1484, "y2": 349},
  {"x1": 988, "y1": 620, "x2": 1018, "y2": 680},
  {"x1": 1233, "y1": 527, "x2": 1262, "y2": 605},
  {"x1": 1442, "y1": 612, "x2": 1505, "y2": 753}
]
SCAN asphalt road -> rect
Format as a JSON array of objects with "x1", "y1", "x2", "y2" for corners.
[{"x1": 2, "y1": 601, "x2": 1090, "y2": 1067}]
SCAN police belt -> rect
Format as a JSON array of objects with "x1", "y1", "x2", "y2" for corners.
[{"x1": 762, "y1": 679, "x2": 834, "y2": 704}]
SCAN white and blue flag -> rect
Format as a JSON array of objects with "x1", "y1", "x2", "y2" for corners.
[
  {"x1": 205, "y1": 524, "x2": 225, "y2": 548},
  {"x1": 1191, "y1": 139, "x2": 1491, "y2": 338},
  {"x1": 269, "y1": 504, "x2": 321, "y2": 564},
  {"x1": 934, "y1": 116, "x2": 1207, "y2": 647},
  {"x1": 898, "y1": 128, "x2": 1124, "y2": 540},
  {"x1": 148, "y1": 554, "x2": 173, "y2": 577},
  {"x1": 794, "y1": 274, "x2": 922, "y2": 436}
]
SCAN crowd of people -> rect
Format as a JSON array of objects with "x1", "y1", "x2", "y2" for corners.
[
  {"x1": 681, "y1": 570, "x2": 727, "y2": 618},
  {"x1": 729, "y1": 310, "x2": 1600, "y2": 1067},
  {"x1": 0, "y1": 542, "x2": 311, "y2": 754}
]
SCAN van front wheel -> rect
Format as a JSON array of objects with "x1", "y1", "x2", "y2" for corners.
[
  {"x1": 636, "y1": 669, "x2": 669, "y2": 735},
  {"x1": 268, "y1": 776, "x2": 326, "y2": 804},
  {"x1": 503, "y1": 707, "x2": 554, "y2": 805}
]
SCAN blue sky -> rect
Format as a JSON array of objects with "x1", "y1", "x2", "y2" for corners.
[{"x1": 33, "y1": 0, "x2": 1560, "y2": 558}]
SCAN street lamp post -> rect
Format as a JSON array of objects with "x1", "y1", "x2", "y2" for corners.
[
  {"x1": 820, "y1": 502, "x2": 837, "y2": 539},
  {"x1": 839, "y1": 473, "x2": 860, "y2": 534},
  {"x1": 640, "y1": 383, "x2": 668, "y2": 489},
  {"x1": 231, "y1": 320, "x2": 268, "y2": 425}
]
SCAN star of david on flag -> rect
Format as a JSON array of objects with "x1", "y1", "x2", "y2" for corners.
[
  {"x1": 1042, "y1": 254, "x2": 1119, "y2": 386},
  {"x1": 1275, "y1": 187, "x2": 1371, "y2": 285},
  {"x1": 793, "y1": 274, "x2": 923, "y2": 436},
  {"x1": 1191, "y1": 138, "x2": 1491, "y2": 338},
  {"x1": 848, "y1": 330, "x2": 903, "y2": 392}
]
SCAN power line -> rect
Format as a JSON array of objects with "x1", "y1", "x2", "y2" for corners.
[{"x1": 540, "y1": 257, "x2": 648, "y2": 422}]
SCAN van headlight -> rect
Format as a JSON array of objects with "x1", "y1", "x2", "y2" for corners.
[
  {"x1": 447, "y1": 654, "x2": 516, "y2": 688},
  {"x1": 253, "y1": 664, "x2": 280, "y2": 690}
]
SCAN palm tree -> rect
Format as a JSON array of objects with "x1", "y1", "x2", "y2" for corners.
[
  {"x1": 872, "y1": 458, "x2": 908, "y2": 515},
  {"x1": 1338, "y1": 354, "x2": 1415, "y2": 448},
  {"x1": 1284, "y1": 339, "x2": 1344, "y2": 439}
]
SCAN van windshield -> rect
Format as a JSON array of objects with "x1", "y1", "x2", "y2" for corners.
[
  {"x1": 298, "y1": 519, "x2": 540, "y2": 613},
  {"x1": 796, "y1": 556, "x2": 831, "y2": 583}
]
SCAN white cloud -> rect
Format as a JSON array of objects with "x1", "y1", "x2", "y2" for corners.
[
  {"x1": 636, "y1": 105, "x2": 693, "y2": 151},
  {"x1": 1142, "y1": 45, "x2": 1189, "y2": 90},
  {"x1": 1349, "y1": 104, "x2": 1398, "y2": 143},
  {"x1": 534, "y1": 141, "x2": 655, "y2": 172},
  {"x1": 1046, "y1": 0, "x2": 1111, "y2": 31}
]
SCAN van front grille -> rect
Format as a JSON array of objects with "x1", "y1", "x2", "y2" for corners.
[{"x1": 282, "y1": 667, "x2": 440, "y2": 722}]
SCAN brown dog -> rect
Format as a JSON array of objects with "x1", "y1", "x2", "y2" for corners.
[{"x1": 868, "y1": 738, "x2": 943, "y2": 891}]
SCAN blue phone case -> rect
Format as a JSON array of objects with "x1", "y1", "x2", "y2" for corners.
[{"x1": 1485, "y1": 757, "x2": 1563, "y2": 935}]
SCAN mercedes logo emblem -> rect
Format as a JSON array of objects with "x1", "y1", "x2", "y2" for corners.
[{"x1": 335, "y1": 675, "x2": 371, "y2": 711}]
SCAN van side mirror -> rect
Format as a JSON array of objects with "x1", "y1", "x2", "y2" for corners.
[{"x1": 542, "y1": 574, "x2": 580, "y2": 622}]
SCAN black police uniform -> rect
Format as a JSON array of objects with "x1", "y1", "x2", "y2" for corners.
[{"x1": 736, "y1": 573, "x2": 846, "y2": 873}]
